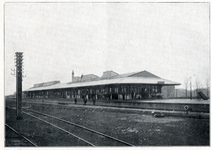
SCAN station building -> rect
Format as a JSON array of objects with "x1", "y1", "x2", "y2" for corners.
[{"x1": 23, "y1": 70, "x2": 180, "y2": 100}]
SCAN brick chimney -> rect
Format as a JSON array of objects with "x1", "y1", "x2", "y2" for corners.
[{"x1": 72, "y1": 70, "x2": 74, "y2": 81}]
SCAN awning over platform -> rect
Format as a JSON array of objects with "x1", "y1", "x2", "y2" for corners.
[{"x1": 24, "y1": 75, "x2": 180, "y2": 92}]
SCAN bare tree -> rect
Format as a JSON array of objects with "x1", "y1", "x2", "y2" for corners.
[
  {"x1": 184, "y1": 77, "x2": 190, "y2": 98},
  {"x1": 195, "y1": 78, "x2": 201, "y2": 97}
]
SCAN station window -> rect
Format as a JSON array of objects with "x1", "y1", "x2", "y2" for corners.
[
  {"x1": 132, "y1": 86, "x2": 138, "y2": 93},
  {"x1": 158, "y1": 86, "x2": 161, "y2": 93},
  {"x1": 124, "y1": 87, "x2": 126, "y2": 93},
  {"x1": 115, "y1": 87, "x2": 118, "y2": 93},
  {"x1": 104, "y1": 87, "x2": 108, "y2": 94},
  {"x1": 151, "y1": 86, "x2": 158, "y2": 93}
]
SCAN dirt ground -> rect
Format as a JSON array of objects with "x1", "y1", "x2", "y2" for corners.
[{"x1": 6, "y1": 100, "x2": 210, "y2": 146}]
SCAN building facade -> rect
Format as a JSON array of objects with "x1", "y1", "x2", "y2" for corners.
[{"x1": 23, "y1": 70, "x2": 180, "y2": 100}]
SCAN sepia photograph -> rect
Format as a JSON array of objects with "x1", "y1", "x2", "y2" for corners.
[{"x1": 3, "y1": 1, "x2": 210, "y2": 148}]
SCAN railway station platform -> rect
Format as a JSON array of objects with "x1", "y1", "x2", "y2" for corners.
[
  {"x1": 24, "y1": 98, "x2": 210, "y2": 112},
  {"x1": 19, "y1": 98, "x2": 210, "y2": 119}
]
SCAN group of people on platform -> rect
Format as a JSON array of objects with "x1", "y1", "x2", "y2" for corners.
[
  {"x1": 72, "y1": 89, "x2": 156, "y2": 105},
  {"x1": 74, "y1": 94, "x2": 96, "y2": 105},
  {"x1": 73, "y1": 91, "x2": 150, "y2": 102}
]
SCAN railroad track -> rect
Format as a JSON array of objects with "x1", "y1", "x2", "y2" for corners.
[
  {"x1": 23, "y1": 108, "x2": 134, "y2": 146},
  {"x1": 6, "y1": 106, "x2": 134, "y2": 146},
  {"x1": 5, "y1": 124, "x2": 38, "y2": 147}
]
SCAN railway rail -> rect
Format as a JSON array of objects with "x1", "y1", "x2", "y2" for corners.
[
  {"x1": 5, "y1": 99, "x2": 210, "y2": 146},
  {"x1": 5, "y1": 124, "x2": 38, "y2": 147},
  {"x1": 23, "y1": 108, "x2": 134, "y2": 146},
  {"x1": 6, "y1": 106, "x2": 134, "y2": 146},
  {"x1": 27, "y1": 108, "x2": 133, "y2": 146},
  {"x1": 23, "y1": 110, "x2": 96, "y2": 146}
]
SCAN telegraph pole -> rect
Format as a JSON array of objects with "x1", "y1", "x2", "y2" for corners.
[{"x1": 15, "y1": 52, "x2": 23, "y2": 120}]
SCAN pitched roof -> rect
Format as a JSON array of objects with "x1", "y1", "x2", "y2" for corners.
[
  {"x1": 71, "y1": 74, "x2": 99, "y2": 83},
  {"x1": 115, "y1": 70, "x2": 160, "y2": 79},
  {"x1": 24, "y1": 70, "x2": 180, "y2": 92},
  {"x1": 129, "y1": 70, "x2": 160, "y2": 78},
  {"x1": 32, "y1": 81, "x2": 60, "y2": 88},
  {"x1": 24, "y1": 77, "x2": 180, "y2": 92},
  {"x1": 100, "y1": 70, "x2": 119, "y2": 79},
  {"x1": 72, "y1": 76, "x2": 81, "y2": 82}
]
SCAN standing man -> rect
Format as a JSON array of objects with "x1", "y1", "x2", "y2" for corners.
[{"x1": 74, "y1": 97, "x2": 77, "y2": 104}]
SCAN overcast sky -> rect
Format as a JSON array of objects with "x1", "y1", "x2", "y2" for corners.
[{"x1": 4, "y1": 2, "x2": 210, "y2": 95}]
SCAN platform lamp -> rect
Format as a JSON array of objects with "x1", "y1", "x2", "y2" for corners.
[{"x1": 15, "y1": 52, "x2": 24, "y2": 120}]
